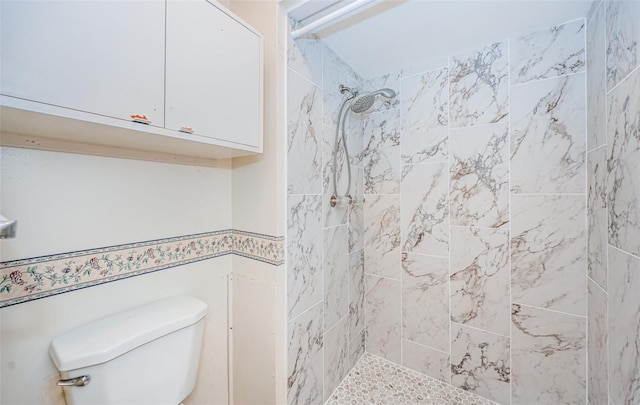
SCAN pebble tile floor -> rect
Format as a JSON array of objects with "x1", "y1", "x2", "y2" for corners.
[{"x1": 326, "y1": 353, "x2": 497, "y2": 405}]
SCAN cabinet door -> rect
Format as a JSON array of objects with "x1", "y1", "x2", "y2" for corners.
[
  {"x1": 0, "y1": 1, "x2": 165, "y2": 125},
  {"x1": 166, "y1": 0, "x2": 262, "y2": 148}
]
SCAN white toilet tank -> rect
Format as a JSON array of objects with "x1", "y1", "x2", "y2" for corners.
[{"x1": 49, "y1": 295, "x2": 208, "y2": 405}]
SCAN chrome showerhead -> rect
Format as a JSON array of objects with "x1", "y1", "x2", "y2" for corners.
[{"x1": 350, "y1": 88, "x2": 397, "y2": 113}]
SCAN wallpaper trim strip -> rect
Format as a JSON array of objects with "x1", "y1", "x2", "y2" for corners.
[{"x1": 0, "y1": 229, "x2": 285, "y2": 308}]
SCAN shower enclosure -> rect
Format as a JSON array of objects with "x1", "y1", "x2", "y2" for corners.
[{"x1": 286, "y1": 1, "x2": 639, "y2": 404}]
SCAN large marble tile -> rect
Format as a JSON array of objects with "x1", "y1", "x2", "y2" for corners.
[
  {"x1": 287, "y1": 303, "x2": 323, "y2": 405},
  {"x1": 401, "y1": 163, "x2": 449, "y2": 256},
  {"x1": 588, "y1": 279, "x2": 608, "y2": 405},
  {"x1": 287, "y1": 195, "x2": 323, "y2": 320},
  {"x1": 348, "y1": 166, "x2": 364, "y2": 254},
  {"x1": 511, "y1": 304, "x2": 586, "y2": 404},
  {"x1": 323, "y1": 316, "x2": 349, "y2": 402},
  {"x1": 587, "y1": 3, "x2": 607, "y2": 151},
  {"x1": 588, "y1": 146, "x2": 608, "y2": 290},
  {"x1": 364, "y1": 194, "x2": 401, "y2": 279},
  {"x1": 510, "y1": 19, "x2": 585, "y2": 85},
  {"x1": 450, "y1": 226, "x2": 510, "y2": 336},
  {"x1": 402, "y1": 252, "x2": 449, "y2": 352},
  {"x1": 288, "y1": 69, "x2": 322, "y2": 194},
  {"x1": 400, "y1": 67, "x2": 449, "y2": 165},
  {"x1": 606, "y1": 0, "x2": 640, "y2": 91},
  {"x1": 402, "y1": 58, "x2": 448, "y2": 79},
  {"x1": 348, "y1": 249, "x2": 365, "y2": 339},
  {"x1": 450, "y1": 122, "x2": 509, "y2": 228},
  {"x1": 323, "y1": 45, "x2": 364, "y2": 129},
  {"x1": 363, "y1": 109, "x2": 401, "y2": 194},
  {"x1": 608, "y1": 246, "x2": 640, "y2": 405},
  {"x1": 450, "y1": 323, "x2": 510, "y2": 404},
  {"x1": 324, "y1": 225, "x2": 349, "y2": 330},
  {"x1": 449, "y1": 41, "x2": 509, "y2": 128},
  {"x1": 365, "y1": 274, "x2": 401, "y2": 363},
  {"x1": 511, "y1": 194, "x2": 586, "y2": 316},
  {"x1": 287, "y1": 31, "x2": 322, "y2": 86},
  {"x1": 349, "y1": 327, "x2": 365, "y2": 371},
  {"x1": 364, "y1": 71, "x2": 401, "y2": 113},
  {"x1": 323, "y1": 125, "x2": 349, "y2": 228},
  {"x1": 607, "y1": 67, "x2": 640, "y2": 256},
  {"x1": 346, "y1": 113, "x2": 365, "y2": 168},
  {"x1": 511, "y1": 73, "x2": 586, "y2": 194},
  {"x1": 402, "y1": 339, "x2": 450, "y2": 384}
]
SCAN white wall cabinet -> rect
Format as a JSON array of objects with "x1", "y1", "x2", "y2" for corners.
[
  {"x1": 0, "y1": 0, "x2": 263, "y2": 160},
  {"x1": 166, "y1": 0, "x2": 262, "y2": 148}
]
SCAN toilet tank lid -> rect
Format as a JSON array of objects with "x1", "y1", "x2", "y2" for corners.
[{"x1": 49, "y1": 295, "x2": 208, "y2": 371}]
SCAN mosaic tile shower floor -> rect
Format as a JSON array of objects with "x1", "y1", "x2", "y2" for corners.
[{"x1": 326, "y1": 353, "x2": 497, "y2": 405}]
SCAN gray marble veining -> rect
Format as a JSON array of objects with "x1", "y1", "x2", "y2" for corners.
[
  {"x1": 587, "y1": 3, "x2": 607, "y2": 151},
  {"x1": 607, "y1": 66, "x2": 640, "y2": 256},
  {"x1": 588, "y1": 279, "x2": 608, "y2": 405},
  {"x1": 606, "y1": 0, "x2": 640, "y2": 91},
  {"x1": 450, "y1": 123, "x2": 509, "y2": 228},
  {"x1": 450, "y1": 323, "x2": 510, "y2": 404},
  {"x1": 511, "y1": 194, "x2": 586, "y2": 316},
  {"x1": 402, "y1": 339, "x2": 450, "y2": 384},
  {"x1": 363, "y1": 109, "x2": 401, "y2": 194},
  {"x1": 364, "y1": 194, "x2": 401, "y2": 279},
  {"x1": 450, "y1": 226, "x2": 510, "y2": 337},
  {"x1": 323, "y1": 225, "x2": 349, "y2": 330},
  {"x1": 323, "y1": 316, "x2": 349, "y2": 402},
  {"x1": 607, "y1": 246, "x2": 640, "y2": 405},
  {"x1": 349, "y1": 328, "x2": 365, "y2": 371},
  {"x1": 511, "y1": 304, "x2": 586, "y2": 404},
  {"x1": 401, "y1": 67, "x2": 449, "y2": 165},
  {"x1": 510, "y1": 73, "x2": 586, "y2": 194},
  {"x1": 588, "y1": 146, "x2": 608, "y2": 290},
  {"x1": 287, "y1": 195, "x2": 323, "y2": 320},
  {"x1": 287, "y1": 69, "x2": 323, "y2": 195},
  {"x1": 449, "y1": 41, "x2": 509, "y2": 128},
  {"x1": 348, "y1": 166, "x2": 364, "y2": 253},
  {"x1": 401, "y1": 163, "x2": 449, "y2": 256},
  {"x1": 348, "y1": 249, "x2": 365, "y2": 340},
  {"x1": 402, "y1": 252, "x2": 449, "y2": 352},
  {"x1": 510, "y1": 19, "x2": 585, "y2": 85},
  {"x1": 287, "y1": 303, "x2": 324, "y2": 405},
  {"x1": 365, "y1": 274, "x2": 401, "y2": 363}
]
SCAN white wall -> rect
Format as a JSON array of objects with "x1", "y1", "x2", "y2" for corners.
[
  {"x1": 229, "y1": 1, "x2": 288, "y2": 403},
  {"x1": 0, "y1": 147, "x2": 234, "y2": 404}
]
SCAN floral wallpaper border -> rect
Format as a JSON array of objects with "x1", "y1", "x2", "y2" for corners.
[{"x1": 0, "y1": 230, "x2": 284, "y2": 308}]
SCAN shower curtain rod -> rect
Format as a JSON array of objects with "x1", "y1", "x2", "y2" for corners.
[{"x1": 290, "y1": 0, "x2": 376, "y2": 39}]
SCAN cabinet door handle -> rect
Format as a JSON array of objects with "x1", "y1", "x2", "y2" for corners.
[
  {"x1": 130, "y1": 114, "x2": 151, "y2": 125},
  {"x1": 179, "y1": 126, "x2": 194, "y2": 134}
]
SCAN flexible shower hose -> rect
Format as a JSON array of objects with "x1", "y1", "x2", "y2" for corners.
[{"x1": 332, "y1": 96, "x2": 354, "y2": 205}]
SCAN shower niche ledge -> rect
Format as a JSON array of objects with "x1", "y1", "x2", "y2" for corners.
[{"x1": 0, "y1": 0, "x2": 263, "y2": 162}]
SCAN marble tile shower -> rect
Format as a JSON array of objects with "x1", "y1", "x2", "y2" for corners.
[
  {"x1": 287, "y1": 1, "x2": 640, "y2": 403},
  {"x1": 287, "y1": 28, "x2": 366, "y2": 405},
  {"x1": 361, "y1": 17, "x2": 587, "y2": 404}
]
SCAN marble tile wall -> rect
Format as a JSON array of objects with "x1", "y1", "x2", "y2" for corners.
[
  {"x1": 288, "y1": 1, "x2": 639, "y2": 402},
  {"x1": 361, "y1": 18, "x2": 589, "y2": 405},
  {"x1": 589, "y1": 0, "x2": 640, "y2": 404},
  {"x1": 286, "y1": 30, "x2": 367, "y2": 405}
]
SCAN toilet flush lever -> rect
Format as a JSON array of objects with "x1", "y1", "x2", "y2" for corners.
[{"x1": 57, "y1": 375, "x2": 91, "y2": 387}]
